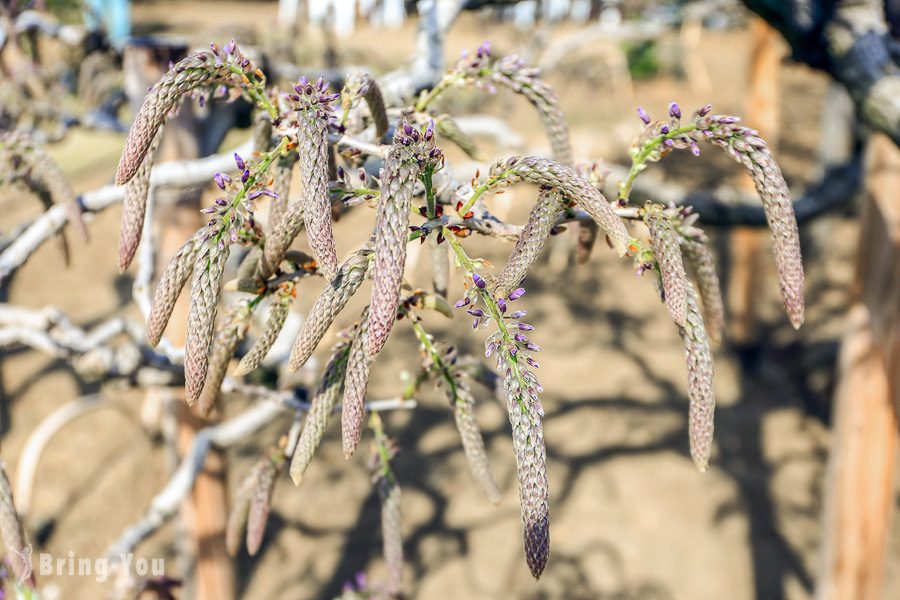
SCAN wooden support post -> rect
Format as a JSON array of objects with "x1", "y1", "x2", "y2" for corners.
[
  {"x1": 816, "y1": 134, "x2": 900, "y2": 600},
  {"x1": 728, "y1": 17, "x2": 781, "y2": 345},
  {"x1": 854, "y1": 136, "x2": 900, "y2": 404},
  {"x1": 123, "y1": 39, "x2": 234, "y2": 600},
  {"x1": 679, "y1": 6, "x2": 712, "y2": 96}
]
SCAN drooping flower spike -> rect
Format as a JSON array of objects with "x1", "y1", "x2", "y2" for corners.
[
  {"x1": 368, "y1": 120, "x2": 443, "y2": 357},
  {"x1": 627, "y1": 103, "x2": 804, "y2": 327}
]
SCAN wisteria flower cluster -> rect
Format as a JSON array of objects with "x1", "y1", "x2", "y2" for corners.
[{"x1": 109, "y1": 39, "x2": 805, "y2": 591}]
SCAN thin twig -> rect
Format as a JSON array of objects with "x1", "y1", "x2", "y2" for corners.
[
  {"x1": 14, "y1": 394, "x2": 133, "y2": 519},
  {"x1": 0, "y1": 140, "x2": 253, "y2": 283},
  {"x1": 105, "y1": 392, "x2": 415, "y2": 560}
]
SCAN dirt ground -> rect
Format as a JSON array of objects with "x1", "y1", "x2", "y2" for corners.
[{"x1": 1, "y1": 2, "x2": 896, "y2": 599}]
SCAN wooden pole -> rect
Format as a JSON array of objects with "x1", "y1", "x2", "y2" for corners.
[
  {"x1": 123, "y1": 38, "x2": 234, "y2": 600},
  {"x1": 728, "y1": 17, "x2": 781, "y2": 345},
  {"x1": 815, "y1": 134, "x2": 900, "y2": 600},
  {"x1": 679, "y1": 6, "x2": 712, "y2": 96}
]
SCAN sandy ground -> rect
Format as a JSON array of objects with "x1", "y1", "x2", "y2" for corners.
[{"x1": 2, "y1": 2, "x2": 897, "y2": 599}]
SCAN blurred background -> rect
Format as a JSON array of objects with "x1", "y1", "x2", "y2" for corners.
[{"x1": 1, "y1": 1, "x2": 898, "y2": 598}]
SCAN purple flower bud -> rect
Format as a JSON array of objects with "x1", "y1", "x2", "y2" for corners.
[
  {"x1": 454, "y1": 297, "x2": 471, "y2": 308},
  {"x1": 525, "y1": 342, "x2": 542, "y2": 352},
  {"x1": 472, "y1": 318, "x2": 479, "y2": 329},
  {"x1": 637, "y1": 106, "x2": 651, "y2": 124},
  {"x1": 467, "y1": 309, "x2": 485, "y2": 317},
  {"x1": 508, "y1": 287, "x2": 525, "y2": 300},
  {"x1": 214, "y1": 173, "x2": 229, "y2": 190},
  {"x1": 403, "y1": 122, "x2": 414, "y2": 136},
  {"x1": 354, "y1": 572, "x2": 367, "y2": 591},
  {"x1": 316, "y1": 77, "x2": 326, "y2": 91},
  {"x1": 241, "y1": 57, "x2": 250, "y2": 68},
  {"x1": 509, "y1": 345, "x2": 518, "y2": 356},
  {"x1": 225, "y1": 40, "x2": 236, "y2": 55},
  {"x1": 230, "y1": 228, "x2": 238, "y2": 242},
  {"x1": 526, "y1": 357, "x2": 540, "y2": 369},
  {"x1": 690, "y1": 141, "x2": 700, "y2": 156},
  {"x1": 248, "y1": 191, "x2": 262, "y2": 200},
  {"x1": 241, "y1": 170, "x2": 250, "y2": 183},
  {"x1": 514, "y1": 333, "x2": 527, "y2": 342},
  {"x1": 508, "y1": 310, "x2": 527, "y2": 319},
  {"x1": 234, "y1": 153, "x2": 245, "y2": 170},
  {"x1": 208, "y1": 218, "x2": 219, "y2": 227},
  {"x1": 485, "y1": 342, "x2": 497, "y2": 358},
  {"x1": 358, "y1": 168, "x2": 367, "y2": 182},
  {"x1": 663, "y1": 139, "x2": 674, "y2": 147},
  {"x1": 660, "y1": 125, "x2": 669, "y2": 134},
  {"x1": 517, "y1": 323, "x2": 534, "y2": 331},
  {"x1": 200, "y1": 206, "x2": 217, "y2": 214},
  {"x1": 298, "y1": 76, "x2": 308, "y2": 87},
  {"x1": 472, "y1": 273, "x2": 486, "y2": 289},
  {"x1": 668, "y1": 102, "x2": 681, "y2": 119},
  {"x1": 698, "y1": 104, "x2": 712, "y2": 117},
  {"x1": 215, "y1": 198, "x2": 227, "y2": 206},
  {"x1": 497, "y1": 297, "x2": 507, "y2": 313}
]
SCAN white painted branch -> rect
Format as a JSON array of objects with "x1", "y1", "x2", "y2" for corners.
[
  {"x1": 104, "y1": 399, "x2": 287, "y2": 561},
  {"x1": 14, "y1": 394, "x2": 120, "y2": 519},
  {"x1": 0, "y1": 130, "x2": 393, "y2": 284},
  {"x1": 0, "y1": 140, "x2": 253, "y2": 283},
  {"x1": 105, "y1": 393, "x2": 417, "y2": 560},
  {"x1": 0, "y1": 303, "x2": 181, "y2": 368},
  {"x1": 0, "y1": 304, "x2": 136, "y2": 354}
]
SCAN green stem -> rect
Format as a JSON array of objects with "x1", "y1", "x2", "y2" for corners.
[
  {"x1": 456, "y1": 179, "x2": 495, "y2": 218},
  {"x1": 415, "y1": 66, "x2": 496, "y2": 112},
  {"x1": 415, "y1": 73, "x2": 460, "y2": 112},
  {"x1": 370, "y1": 412, "x2": 395, "y2": 482},
  {"x1": 339, "y1": 87, "x2": 353, "y2": 128},
  {"x1": 331, "y1": 186, "x2": 379, "y2": 200},
  {"x1": 443, "y1": 231, "x2": 534, "y2": 424},
  {"x1": 217, "y1": 136, "x2": 290, "y2": 244},
  {"x1": 422, "y1": 167, "x2": 436, "y2": 219},
  {"x1": 618, "y1": 124, "x2": 699, "y2": 204},
  {"x1": 409, "y1": 317, "x2": 459, "y2": 403},
  {"x1": 455, "y1": 162, "x2": 520, "y2": 218},
  {"x1": 230, "y1": 65, "x2": 279, "y2": 120}
]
